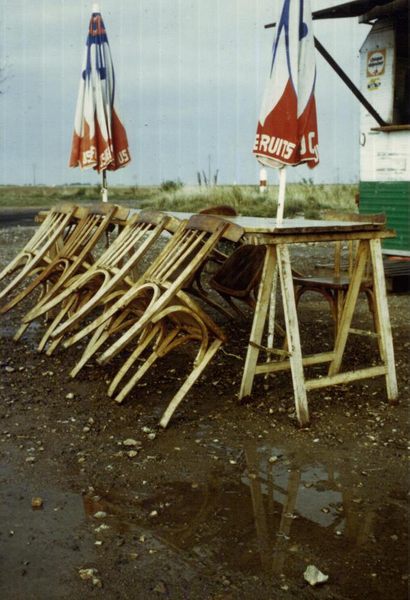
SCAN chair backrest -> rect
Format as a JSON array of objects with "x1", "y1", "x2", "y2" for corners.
[
  {"x1": 79, "y1": 214, "x2": 243, "y2": 362},
  {"x1": 199, "y1": 205, "x2": 238, "y2": 216},
  {"x1": 143, "y1": 214, "x2": 244, "y2": 289},
  {"x1": 26, "y1": 205, "x2": 128, "y2": 299},
  {"x1": 25, "y1": 204, "x2": 77, "y2": 257},
  {"x1": 322, "y1": 211, "x2": 386, "y2": 277},
  {"x1": 210, "y1": 244, "x2": 266, "y2": 298},
  {"x1": 92, "y1": 210, "x2": 180, "y2": 274},
  {"x1": 48, "y1": 204, "x2": 123, "y2": 277}
]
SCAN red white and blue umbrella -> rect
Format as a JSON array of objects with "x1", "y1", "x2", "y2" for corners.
[
  {"x1": 253, "y1": 0, "x2": 319, "y2": 222},
  {"x1": 69, "y1": 3, "x2": 131, "y2": 200}
]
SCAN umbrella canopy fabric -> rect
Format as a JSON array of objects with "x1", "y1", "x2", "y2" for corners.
[
  {"x1": 69, "y1": 6, "x2": 131, "y2": 172},
  {"x1": 253, "y1": 0, "x2": 319, "y2": 170}
]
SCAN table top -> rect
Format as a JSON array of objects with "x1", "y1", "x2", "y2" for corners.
[
  {"x1": 165, "y1": 212, "x2": 394, "y2": 240},
  {"x1": 218, "y1": 216, "x2": 386, "y2": 234}
]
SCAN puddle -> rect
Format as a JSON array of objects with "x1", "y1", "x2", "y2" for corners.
[
  {"x1": 83, "y1": 443, "x2": 408, "y2": 597},
  {"x1": 0, "y1": 458, "x2": 95, "y2": 599},
  {"x1": 1, "y1": 443, "x2": 407, "y2": 598},
  {"x1": 0, "y1": 319, "x2": 42, "y2": 347}
]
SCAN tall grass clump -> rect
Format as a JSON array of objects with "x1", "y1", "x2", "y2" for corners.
[{"x1": 0, "y1": 182, "x2": 358, "y2": 217}]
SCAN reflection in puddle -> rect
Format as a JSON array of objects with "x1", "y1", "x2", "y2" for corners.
[
  {"x1": 0, "y1": 319, "x2": 41, "y2": 347},
  {"x1": 0, "y1": 459, "x2": 95, "y2": 599},
  {"x1": 82, "y1": 443, "x2": 407, "y2": 595}
]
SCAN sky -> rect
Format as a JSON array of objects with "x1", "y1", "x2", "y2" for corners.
[{"x1": 0, "y1": 0, "x2": 371, "y2": 187}]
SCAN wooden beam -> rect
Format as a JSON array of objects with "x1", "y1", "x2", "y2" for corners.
[
  {"x1": 263, "y1": 20, "x2": 388, "y2": 127},
  {"x1": 313, "y1": 37, "x2": 387, "y2": 127},
  {"x1": 305, "y1": 365, "x2": 387, "y2": 390}
]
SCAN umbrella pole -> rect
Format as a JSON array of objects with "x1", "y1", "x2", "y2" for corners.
[
  {"x1": 101, "y1": 170, "x2": 108, "y2": 203},
  {"x1": 276, "y1": 166, "x2": 286, "y2": 225}
]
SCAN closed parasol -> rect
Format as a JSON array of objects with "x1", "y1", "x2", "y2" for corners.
[
  {"x1": 253, "y1": 0, "x2": 319, "y2": 224},
  {"x1": 69, "y1": 3, "x2": 131, "y2": 201}
]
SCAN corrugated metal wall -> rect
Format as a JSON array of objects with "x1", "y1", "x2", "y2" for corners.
[{"x1": 359, "y1": 181, "x2": 410, "y2": 253}]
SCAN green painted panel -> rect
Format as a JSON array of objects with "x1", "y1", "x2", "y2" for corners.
[{"x1": 359, "y1": 181, "x2": 410, "y2": 252}]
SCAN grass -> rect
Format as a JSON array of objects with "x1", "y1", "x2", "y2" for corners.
[{"x1": 0, "y1": 182, "x2": 358, "y2": 218}]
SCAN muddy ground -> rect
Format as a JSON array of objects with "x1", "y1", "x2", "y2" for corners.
[{"x1": 0, "y1": 216, "x2": 409, "y2": 600}]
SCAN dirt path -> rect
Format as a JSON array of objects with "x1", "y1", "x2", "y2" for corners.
[
  {"x1": 0, "y1": 208, "x2": 48, "y2": 228},
  {"x1": 0, "y1": 223, "x2": 409, "y2": 599}
]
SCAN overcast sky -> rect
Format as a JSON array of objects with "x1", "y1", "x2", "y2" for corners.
[{"x1": 0, "y1": 1, "x2": 371, "y2": 187}]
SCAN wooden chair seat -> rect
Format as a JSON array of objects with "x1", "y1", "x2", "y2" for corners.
[
  {"x1": 199, "y1": 205, "x2": 237, "y2": 216},
  {"x1": 292, "y1": 273, "x2": 373, "y2": 291},
  {"x1": 292, "y1": 212, "x2": 385, "y2": 335}
]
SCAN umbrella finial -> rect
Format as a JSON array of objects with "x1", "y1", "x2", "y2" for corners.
[{"x1": 92, "y1": 3, "x2": 100, "y2": 13}]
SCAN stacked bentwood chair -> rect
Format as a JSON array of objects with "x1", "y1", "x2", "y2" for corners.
[
  {"x1": 0, "y1": 204, "x2": 78, "y2": 307},
  {"x1": 52, "y1": 214, "x2": 244, "y2": 426},
  {"x1": 21, "y1": 210, "x2": 180, "y2": 355},
  {"x1": 2, "y1": 206, "x2": 247, "y2": 426},
  {"x1": 1, "y1": 203, "x2": 129, "y2": 321}
]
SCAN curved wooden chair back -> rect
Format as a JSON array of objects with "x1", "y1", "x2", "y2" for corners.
[
  {"x1": 94, "y1": 214, "x2": 244, "y2": 427},
  {"x1": 0, "y1": 204, "x2": 77, "y2": 302},
  {"x1": 60, "y1": 215, "x2": 243, "y2": 426},
  {"x1": 0, "y1": 204, "x2": 128, "y2": 315},
  {"x1": 21, "y1": 210, "x2": 179, "y2": 353},
  {"x1": 89, "y1": 214, "x2": 242, "y2": 358}
]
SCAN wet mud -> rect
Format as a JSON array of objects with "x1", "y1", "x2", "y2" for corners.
[{"x1": 0, "y1": 223, "x2": 409, "y2": 599}]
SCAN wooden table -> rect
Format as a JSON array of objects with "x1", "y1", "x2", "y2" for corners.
[{"x1": 225, "y1": 217, "x2": 398, "y2": 426}]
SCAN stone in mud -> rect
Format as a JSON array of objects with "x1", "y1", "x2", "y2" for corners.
[
  {"x1": 31, "y1": 497, "x2": 43, "y2": 509},
  {"x1": 304, "y1": 565, "x2": 329, "y2": 586},
  {"x1": 123, "y1": 438, "x2": 140, "y2": 446},
  {"x1": 78, "y1": 567, "x2": 102, "y2": 587}
]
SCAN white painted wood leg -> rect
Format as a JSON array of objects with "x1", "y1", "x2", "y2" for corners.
[
  {"x1": 369, "y1": 239, "x2": 398, "y2": 402},
  {"x1": 277, "y1": 244, "x2": 309, "y2": 426},
  {"x1": 328, "y1": 241, "x2": 369, "y2": 377},
  {"x1": 265, "y1": 264, "x2": 278, "y2": 373},
  {"x1": 239, "y1": 247, "x2": 277, "y2": 399}
]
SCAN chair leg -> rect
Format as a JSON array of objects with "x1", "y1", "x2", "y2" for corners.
[
  {"x1": 39, "y1": 295, "x2": 78, "y2": 353},
  {"x1": 60, "y1": 284, "x2": 151, "y2": 347},
  {"x1": 159, "y1": 338, "x2": 223, "y2": 428},
  {"x1": 114, "y1": 349, "x2": 162, "y2": 404},
  {"x1": 0, "y1": 262, "x2": 35, "y2": 304},
  {"x1": 48, "y1": 278, "x2": 112, "y2": 338},
  {"x1": 335, "y1": 290, "x2": 345, "y2": 336},
  {"x1": 107, "y1": 324, "x2": 163, "y2": 398},
  {"x1": 43, "y1": 289, "x2": 95, "y2": 353},
  {"x1": 295, "y1": 287, "x2": 339, "y2": 338},
  {"x1": 0, "y1": 259, "x2": 66, "y2": 314},
  {"x1": 190, "y1": 286, "x2": 236, "y2": 320},
  {"x1": 0, "y1": 254, "x2": 28, "y2": 283},
  {"x1": 111, "y1": 328, "x2": 176, "y2": 405},
  {"x1": 13, "y1": 321, "x2": 31, "y2": 342},
  {"x1": 45, "y1": 335, "x2": 64, "y2": 356},
  {"x1": 364, "y1": 288, "x2": 382, "y2": 354},
  {"x1": 69, "y1": 307, "x2": 132, "y2": 377},
  {"x1": 13, "y1": 281, "x2": 51, "y2": 342},
  {"x1": 70, "y1": 322, "x2": 110, "y2": 378},
  {"x1": 24, "y1": 280, "x2": 77, "y2": 323}
]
